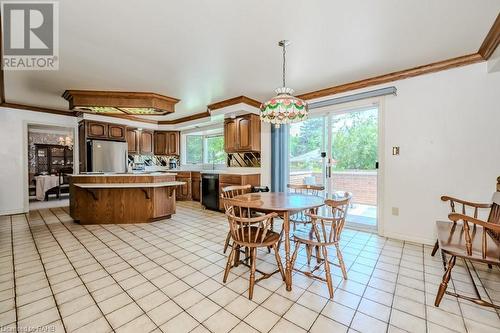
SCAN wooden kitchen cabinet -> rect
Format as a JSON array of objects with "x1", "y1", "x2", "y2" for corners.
[
  {"x1": 84, "y1": 121, "x2": 126, "y2": 142},
  {"x1": 139, "y1": 130, "x2": 154, "y2": 155},
  {"x1": 224, "y1": 119, "x2": 238, "y2": 153},
  {"x1": 191, "y1": 172, "x2": 201, "y2": 202},
  {"x1": 218, "y1": 173, "x2": 261, "y2": 210},
  {"x1": 108, "y1": 124, "x2": 126, "y2": 141},
  {"x1": 167, "y1": 131, "x2": 180, "y2": 155},
  {"x1": 175, "y1": 172, "x2": 192, "y2": 200},
  {"x1": 126, "y1": 128, "x2": 139, "y2": 154},
  {"x1": 86, "y1": 121, "x2": 108, "y2": 139},
  {"x1": 154, "y1": 131, "x2": 180, "y2": 155},
  {"x1": 223, "y1": 114, "x2": 260, "y2": 153}
]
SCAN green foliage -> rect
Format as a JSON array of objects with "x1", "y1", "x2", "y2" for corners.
[
  {"x1": 186, "y1": 134, "x2": 226, "y2": 165},
  {"x1": 289, "y1": 110, "x2": 377, "y2": 171},
  {"x1": 206, "y1": 136, "x2": 225, "y2": 164},
  {"x1": 332, "y1": 111, "x2": 377, "y2": 170},
  {"x1": 186, "y1": 135, "x2": 202, "y2": 164}
]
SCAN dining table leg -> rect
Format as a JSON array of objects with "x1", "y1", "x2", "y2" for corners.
[{"x1": 283, "y1": 211, "x2": 292, "y2": 291}]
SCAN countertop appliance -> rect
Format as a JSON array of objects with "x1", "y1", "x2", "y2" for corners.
[
  {"x1": 87, "y1": 140, "x2": 128, "y2": 173},
  {"x1": 201, "y1": 173, "x2": 219, "y2": 211}
]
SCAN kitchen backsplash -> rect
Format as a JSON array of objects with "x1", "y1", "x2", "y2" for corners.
[{"x1": 127, "y1": 154, "x2": 180, "y2": 169}]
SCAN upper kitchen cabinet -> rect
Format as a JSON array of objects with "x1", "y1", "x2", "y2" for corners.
[
  {"x1": 154, "y1": 131, "x2": 180, "y2": 155},
  {"x1": 139, "y1": 130, "x2": 154, "y2": 155},
  {"x1": 108, "y1": 124, "x2": 126, "y2": 141},
  {"x1": 85, "y1": 121, "x2": 126, "y2": 142},
  {"x1": 126, "y1": 128, "x2": 139, "y2": 154},
  {"x1": 224, "y1": 114, "x2": 260, "y2": 153}
]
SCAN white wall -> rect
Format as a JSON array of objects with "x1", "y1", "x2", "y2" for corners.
[
  {"x1": 0, "y1": 108, "x2": 78, "y2": 215},
  {"x1": 306, "y1": 62, "x2": 500, "y2": 244}
]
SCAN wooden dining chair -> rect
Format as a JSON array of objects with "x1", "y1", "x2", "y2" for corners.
[
  {"x1": 287, "y1": 184, "x2": 325, "y2": 230},
  {"x1": 432, "y1": 177, "x2": 500, "y2": 269},
  {"x1": 223, "y1": 198, "x2": 285, "y2": 299},
  {"x1": 291, "y1": 192, "x2": 352, "y2": 298},
  {"x1": 434, "y1": 212, "x2": 500, "y2": 309},
  {"x1": 221, "y1": 185, "x2": 253, "y2": 254}
]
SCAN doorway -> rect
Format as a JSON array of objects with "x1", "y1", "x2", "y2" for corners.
[
  {"x1": 289, "y1": 105, "x2": 379, "y2": 230},
  {"x1": 27, "y1": 124, "x2": 75, "y2": 211}
]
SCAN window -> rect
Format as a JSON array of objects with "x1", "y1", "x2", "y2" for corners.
[
  {"x1": 185, "y1": 134, "x2": 226, "y2": 165},
  {"x1": 186, "y1": 135, "x2": 203, "y2": 164}
]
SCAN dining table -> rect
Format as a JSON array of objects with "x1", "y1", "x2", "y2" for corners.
[
  {"x1": 233, "y1": 192, "x2": 325, "y2": 291},
  {"x1": 34, "y1": 175, "x2": 59, "y2": 201}
]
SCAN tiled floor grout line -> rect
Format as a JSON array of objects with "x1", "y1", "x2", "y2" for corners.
[
  {"x1": 449, "y1": 257, "x2": 469, "y2": 333},
  {"x1": 38, "y1": 209, "x2": 116, "y2": 332},
  {"x1": 135, "y1": 216, "x2": 309, "y2": 332},
  {"x1": 7, "y1": 204, "x2": 499, "y2": 333},
  {"x1": 422, "y1": 244, "x2": 429, "y2": 333},
  {"x1": 21, "y1": 212, "x2": 68, "y2": 333},
  {"x1": 469, "y1": 260, "x2": 500, "y2": 319},
  {"x1": 345, "y1": 237, "x2": 388, "y2": 331},
  {"x1": 96, "y1": 222, "x2": 217, "y2": 333},
  {"x1": 291, "y1": 230, "x2": 377, "y2": 332},
  {"x1": 9, "y1": 216, "x2": 18, "y2": 332},
  {"x1": 49, "y1": 210, "x2": 163, "y2": 333},
  {"x1": 108, "y1": 220, "x2": 226, "y2": 330},
  {"x1": 386, "y1": 242, "x2": 410, "y2": 333}
]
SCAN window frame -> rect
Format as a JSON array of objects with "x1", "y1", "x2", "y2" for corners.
[{"x1": 184, "y1": 133, "x2": 226, "y2": 165}]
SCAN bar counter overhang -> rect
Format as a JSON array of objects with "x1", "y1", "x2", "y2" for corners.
[{"x1": 69, "y1": 173, "x2": 185, "y2": 224}]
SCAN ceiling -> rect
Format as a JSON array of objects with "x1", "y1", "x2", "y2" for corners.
[{"x1": 4, "y1": 0, "x2": 500, "y2": 120}]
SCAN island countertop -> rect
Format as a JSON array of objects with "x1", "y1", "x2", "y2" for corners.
[{"x1": 73, "y1": 181, "x2": 185, "y2": 189}]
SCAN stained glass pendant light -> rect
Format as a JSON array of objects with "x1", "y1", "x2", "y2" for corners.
[{"x1": 260, "y1": 40, "x2": 308, "y2": 127}]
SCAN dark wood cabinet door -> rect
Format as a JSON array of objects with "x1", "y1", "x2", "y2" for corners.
[
  {"x1": 154, "y1": 132, "x2": 167, "y2": 155},
  {"x1": 86, "y1": 121, "x2": 108, "y2": 139},
  {"x1": 140, "y1": 130, "x2": 154, "y2": 155},
  {"x1": 224, "y1": 119, "x2": 237, "y2": 152},
  {"x1": 191, "y1": 180, "x2": 200, "y2": 202},
  {"x1": 108, "y1": 124, "x2": 126, "y2": 141},
  {"x1": 167, "y1": 132, "x2": 180, "y2": 155},
  {"x1": 126, "y1": 129, "x2": 139, "y2": 154}
]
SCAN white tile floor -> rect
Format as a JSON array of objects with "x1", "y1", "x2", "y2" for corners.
[{"x1": 0, "y1": 201, "x2": 499, "y2": 333}]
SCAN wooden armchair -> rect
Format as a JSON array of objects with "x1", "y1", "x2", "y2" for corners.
[
  {"x1": 433, "y1": 177, "x2": 500, "y2": 309},
  {"x1": 432, "y1": 177, "x2": 500, "y2": 260}
]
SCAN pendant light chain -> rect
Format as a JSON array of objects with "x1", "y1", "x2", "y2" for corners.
[{"x1": 282, "y1": 43, "x2": 286, "y2": 88}]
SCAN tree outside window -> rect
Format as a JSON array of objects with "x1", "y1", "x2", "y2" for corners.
[{"x1": 185, "y1": 134, "x2": 226, "y2": 165}]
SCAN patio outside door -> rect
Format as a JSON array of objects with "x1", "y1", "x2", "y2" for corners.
[{"x1": 288, "y1": 106, "x2": 379, "y2": 230}]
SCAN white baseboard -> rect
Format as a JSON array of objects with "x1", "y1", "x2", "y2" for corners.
[
  {"x1": 0, "y1": 208, "x2": 27, "y2": 216},
  {"x1": 381, "y1": 231, "x2": 435, "y2": 246}
]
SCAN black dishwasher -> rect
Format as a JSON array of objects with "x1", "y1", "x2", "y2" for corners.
[{"x1": 201, "y1": 173, "x2": 219, "y2": 211}]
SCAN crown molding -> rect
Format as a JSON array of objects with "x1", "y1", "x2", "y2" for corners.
[
  {"x1": 207, "y1": 95, "x2": 261, "y2": 111},
  {"x1": 478, "y1": 13, "x2": 500, "y2": 60},
  {"x1": 297, "y1": 53, "x2": 483, "y2": 101}
]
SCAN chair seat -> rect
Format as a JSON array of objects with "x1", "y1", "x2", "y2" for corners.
[
  {"x1": 436, "y1": 220, "x2": 500, "y2": 264},
  {"x1": 293, "y1": 225, "x2": 338, "y2": 245},
  {"x1": 233, "y1": 226, "x2": 280, "y2": 247}
]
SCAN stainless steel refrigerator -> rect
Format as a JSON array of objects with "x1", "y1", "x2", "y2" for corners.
[{"x1": 87, "y1": 140, "x2": 128, "y2": 173}]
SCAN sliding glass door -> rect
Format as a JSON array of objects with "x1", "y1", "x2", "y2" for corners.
[{"x1": 289, "y1": 106, "x2": 379, "y2": 230}]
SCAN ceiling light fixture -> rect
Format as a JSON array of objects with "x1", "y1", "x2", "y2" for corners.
[
  {"x1": 62, "y1": 90, "x2": 180, "y2": 116},
  {"x1": 260, "y1": 40, "x2": 308, "y2": 128}
]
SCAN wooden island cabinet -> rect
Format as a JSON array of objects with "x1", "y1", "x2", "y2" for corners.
[{"x1": 69, "y1": 174, "x2": 184, "y2": 224}]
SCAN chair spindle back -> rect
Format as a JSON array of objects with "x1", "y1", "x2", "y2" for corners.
[
  {"x1": 308, "y1": 193, "x2": 351, "y2": 244},
  {"x1": 224, "y1": 198, "x2": 278, "y2": 247}
]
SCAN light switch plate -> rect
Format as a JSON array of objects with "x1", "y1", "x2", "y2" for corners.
[{"x1": 392, "y1": 207, "x2": 399, "y2": 216}]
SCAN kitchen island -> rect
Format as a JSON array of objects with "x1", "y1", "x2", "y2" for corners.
[{"x1": 69, "y1": 173, "x2": 185, "y2": 224}]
